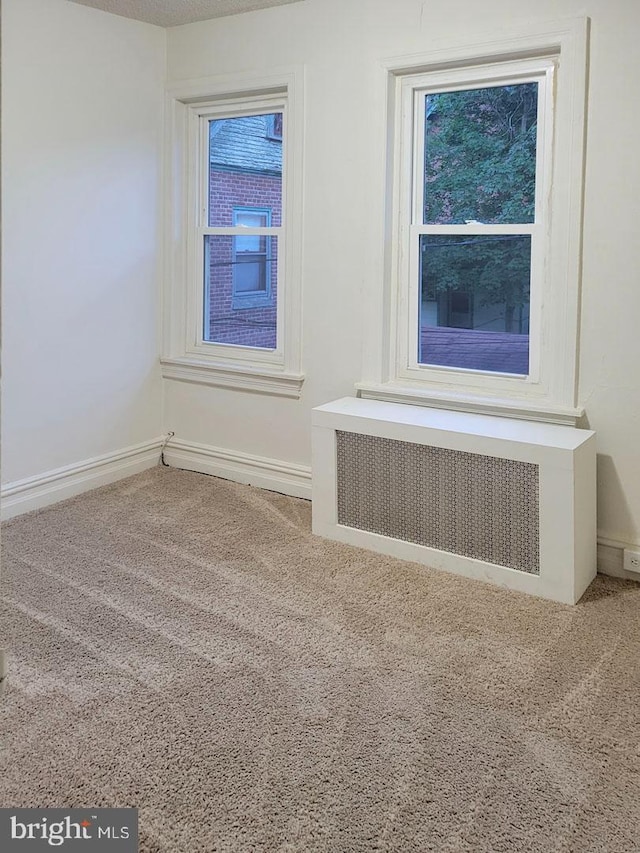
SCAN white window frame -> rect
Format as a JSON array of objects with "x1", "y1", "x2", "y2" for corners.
[
  {"x1": 161, "y1": 69, "x2": 304, "y2": 398},
  {"x1": 404, "y1": 61, "x2": 552, "y2": 381},
  {"x1": 358, "y1": 19, "x2": 589, "y2": 425}
]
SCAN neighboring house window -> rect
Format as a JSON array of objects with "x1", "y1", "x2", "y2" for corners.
[
  {"x1": 360, "y1": 20, "x2": 589, "y2": 423},
  {"x1": 267, "y1": 113, "x2": 283, "y2": 140},
  {"x1": 162, "y1": 70, "x2": 304, "y2": 398},
  {"x1": 232, "y1": 207, "x2": 273, "y2": 308}
]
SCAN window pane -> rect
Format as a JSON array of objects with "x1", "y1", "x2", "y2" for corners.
[
  {"x1": 204, "y1": 235, "x2": 277, "y2": 349},
  {"x1": 233, "y1": 209, "x2": 270, "y2": 254},
  {"x1": 419, "y1": 234, "x2": 531, "y2": 374},
  {"x1": 235, "y1": 254, "x2": 267, "y2": 293},
  {"x1": 209, "y1": 114, "x2": 282, "y2": 227},
  {"x1": 235, "y1": 234, "x2": 264, "y2": 254},
  {"x1": 235, "y1": 211, "x2": 269, "y2": 229},
  {"x1": 424, "y1": 83, "x2": 538, "y2": 225}
]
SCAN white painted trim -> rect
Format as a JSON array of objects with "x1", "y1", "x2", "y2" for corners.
[
  {"x1": 160, "y1": 356, "x2": 304, "y2": 397},
  {"x1": 364, "y1": 17, "x2": 589, "y2": 420},
  {"x1": 596, "y1": 537, "x2": 640, "y2": 582},
  {"x1": 380, "y1": 17, "x2": 587, "y2": 74},
  {"x1": 166, "y1": 66, "x2": 304, "y2": 101},
  {"x1": 163, "y1": 437, "x2": 311, "y2": 500},
  {"x1": 1, "y1": 438, "x2": 164, "y2": 520},
  {"x1": 356, "y1": 382, "x2": 584, "y2": 426},
  {"x1": 597, "y1": 534, "x2": 640, "y2": 552}
]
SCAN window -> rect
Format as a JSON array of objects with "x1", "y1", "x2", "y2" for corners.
[
  {"x1": 231, "y1": 208, "x2": 273, "y2": 308},
  {"x1": 162, "y1": 70, "x2": 304, "y2": 397},
  {"x1": 402, "y1": 59, "x2": 552, "y2": 386},
  {"x1": 359, "y1": 20, "x2": 589, "y2": 424},
  {"x1": 418, "y1": 80, "x2": 540, "y2": 375},
  {"x1": 267, "y1": 113, "x2": 283, "y2": 140},
  {"x1": 204, "y1": 113, "x2": 281, "y2": 350}
]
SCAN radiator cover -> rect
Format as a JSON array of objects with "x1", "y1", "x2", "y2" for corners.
[
  {"x1": 336, "y1": 431, "x2": 540, "y2": 575},
  {"x1": 312, "y1": 397, "x2": 596, "y2": 604}
]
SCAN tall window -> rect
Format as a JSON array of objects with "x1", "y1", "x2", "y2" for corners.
[
  {"x1": 419, "y1": 83, "x2": 539, "y2": 375},
  {"x1": 362, "y1": 23, "x2": 589, "y2": 423},
  {"x1": 406, "y1": 65, "x2": 550, "y2": 381},
  {"x1": 204, "y1": 113, "x2": 282, "y2": 350},
  {"x1": 162, "y1": 71, "x2": 304, "y2": 398}
]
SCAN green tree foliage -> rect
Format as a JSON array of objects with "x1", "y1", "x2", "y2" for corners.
[
  {"x1": 422, "y1": 235, "x2": 531, "y2": 333},
  {"x1": 422, "y1": 83, "x2": 537, "y2": 332}
]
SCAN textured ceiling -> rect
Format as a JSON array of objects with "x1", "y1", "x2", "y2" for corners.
[{"x1": 67, "y1": 0, "x2": 305, "y2": 28}]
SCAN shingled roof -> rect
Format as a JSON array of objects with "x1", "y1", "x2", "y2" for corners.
[{"x1": 210, "y1": 114, "x2": 282, "y2": 176}]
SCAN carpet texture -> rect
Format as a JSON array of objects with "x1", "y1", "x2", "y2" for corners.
[{"x1": 1, "y1": 466, "x2": 640, "y2": 852}]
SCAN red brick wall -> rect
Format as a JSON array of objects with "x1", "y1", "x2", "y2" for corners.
[{"x1": 207, "y1": 169, "x2": 282, "y2": 349}]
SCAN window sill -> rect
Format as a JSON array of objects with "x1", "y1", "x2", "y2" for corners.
[
  {"x1": 355, "y1": 382, "x2": 584, "y2": 426},
  {"x1": 161, "y1": 357, "x2": 305, "y2": 398},
  {"x1": 231, "y1": 296, "x2": 274, "y2": 310}
]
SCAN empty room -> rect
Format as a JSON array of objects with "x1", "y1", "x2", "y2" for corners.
[{"x1": 2, "y1": 0, "x2": 640, "y2": 850}]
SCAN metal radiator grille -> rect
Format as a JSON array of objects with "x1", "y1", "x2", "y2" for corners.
[{"x1": 336, "y1": 431, "x2": 540, "y2": 575}]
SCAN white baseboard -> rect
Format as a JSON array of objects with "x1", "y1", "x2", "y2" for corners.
[
  {"x1": 597, "y1": 536, "x2": 640, "y2": 581},
  {"x1": 1, "y1": 438, "x2": 164, "y2": 520},
  {"x1": 2, "y1": 433, "x2": 635, "y2": 586},
  {"x1": 163, "y1": 437, "x2": 312, "y2": 500}
]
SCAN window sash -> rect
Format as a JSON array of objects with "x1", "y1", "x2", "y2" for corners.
[
  {"x1": 395, "y1": 59, "x2": 553, "y2": 388},
  {"x1": 188, "y1": 97, "x2": 287, "y2": 363},
  {"x1": 162, "y1": 67, "x2": 304, "y2": 396}
]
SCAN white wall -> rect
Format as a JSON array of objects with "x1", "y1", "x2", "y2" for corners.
[
  {"x1": 2, "y1": 0, "x2": 638, "y2": 555},
  {"x1": 165, "y1": 0, "x2": 640, "y2": 551},
  {"x1": 2, "y1": 0, "x2": 166, "y2": 489}
]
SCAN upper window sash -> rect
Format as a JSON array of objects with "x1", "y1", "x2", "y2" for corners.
[
  {"x1": 408, "y1": 65, "x2": 553, "y2": 229},
  {"x1": 196, "y1": 99, "x2": 286, "y2": 229}
]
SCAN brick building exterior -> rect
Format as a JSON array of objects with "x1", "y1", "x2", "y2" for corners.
[{"x1": 206, "y1": 114, "x2": 282, "y2": 350}]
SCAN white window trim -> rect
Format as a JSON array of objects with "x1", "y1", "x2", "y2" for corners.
[
  {"x1": 358, "y1": 18, "x2": 589, "y2": 425},
  {"x1": 162, "y1": 68, "x2": 305, "y2": 398}
]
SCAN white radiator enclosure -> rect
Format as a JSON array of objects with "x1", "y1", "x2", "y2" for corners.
[{"x1": 312, "y1": 397, "x2": 596, "y2": 604}]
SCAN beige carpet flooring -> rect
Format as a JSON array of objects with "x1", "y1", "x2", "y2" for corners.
[{"x1": 1, "y1": 466, "x2": 640, "y2": 852}]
